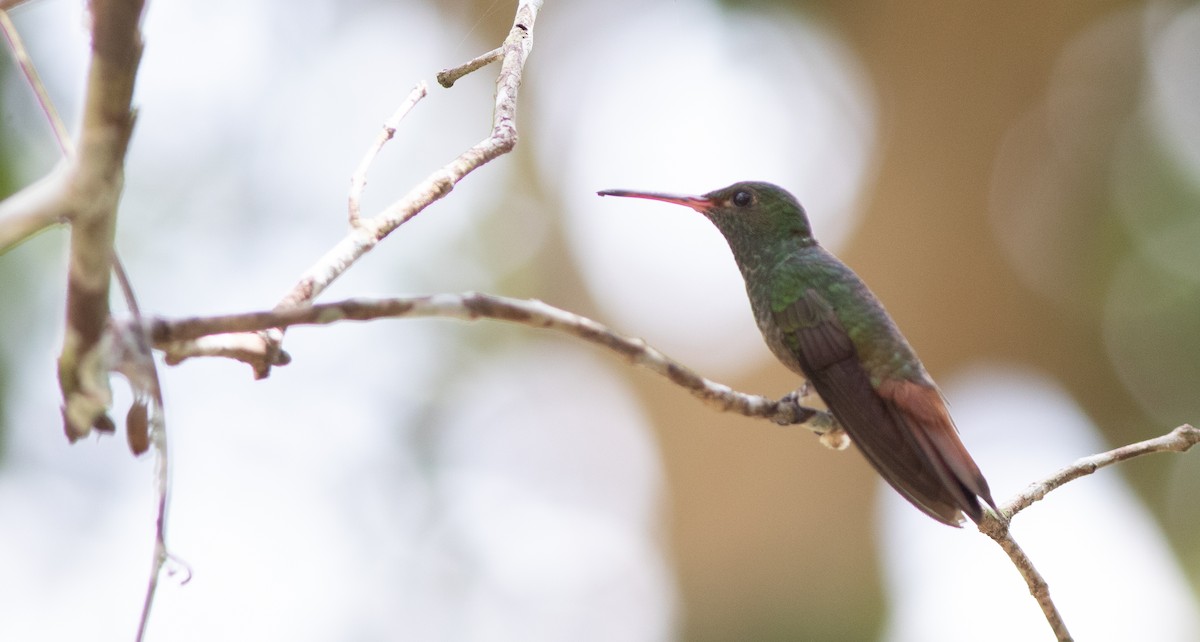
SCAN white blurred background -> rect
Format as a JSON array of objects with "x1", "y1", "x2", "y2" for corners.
[{"x1": 1, "y1": 0, "x2": 1198, "y2": 640}]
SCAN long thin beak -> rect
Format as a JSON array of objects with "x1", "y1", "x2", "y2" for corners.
[{"x1": 597, "y1": 189, "x2": 713, "y2": 213}]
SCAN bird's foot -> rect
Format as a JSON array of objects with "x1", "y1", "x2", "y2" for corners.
[
  {"x1": 780, "y1": 380, "x2": 813, "y2": 405},
  {"x1": 772, "y1": 387, "x2": 810, "y2": 425},
  {"x1": 776, "y1": 381, "x2": 817, "y2": 419},
  {"x1": 775, "y1": 382, "x2": 850, "y2": 450}
]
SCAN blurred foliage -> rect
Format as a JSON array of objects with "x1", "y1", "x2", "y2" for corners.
[{"x1": 0, "y1": 66, "x2": 14, "y2": 463}]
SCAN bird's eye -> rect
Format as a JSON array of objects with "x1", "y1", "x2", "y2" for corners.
[{"x1": 732, "y1": 190, "x2": 752, "y2": 207}]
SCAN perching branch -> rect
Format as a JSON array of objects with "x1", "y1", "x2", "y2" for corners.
[
  {"x1": 141, "y1": 284, "x2": 1200, "y2": 642},
  {"x1": 146, "y1": 293, "x2": 837, "y2": 434},
  {"x1": 145, "y1": 293, "x2": 1200, "y2": 641},
  {"x1": 976, "y1": 423, "x2": 1200, "y2": 641},
  {"x1": 159, "y1": 291, "x2": 1190, "y2": 642}
]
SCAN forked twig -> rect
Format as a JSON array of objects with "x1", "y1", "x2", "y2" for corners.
[
  {"x1": 274, "y1": 0, "x2": 541, "y2": 311},
  {"x1": 168, "y1": 0, "x2": 544, "y2": 379},
  {"x1": 1002, "y1": 424, "x2": 1200, "y2": 517},
  {"x1": 976, "y1": 423, "x2": 1200, "y2": 641}
]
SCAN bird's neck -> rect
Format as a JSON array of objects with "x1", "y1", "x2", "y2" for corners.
[{"x1": 721, "y1": 228, "x2": 817, "y2": 284}]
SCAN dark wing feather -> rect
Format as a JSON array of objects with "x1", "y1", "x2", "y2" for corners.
[
  {"x1": 775, "y1": 288, "x2": 995, "y2": 526},
  {"x1": 877, "y1": 379, "x2": 997, "y2": 521}
]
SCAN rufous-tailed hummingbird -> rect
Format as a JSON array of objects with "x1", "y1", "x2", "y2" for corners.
[{"x1": 598, "y1": 181, "x2": 996, "y2": 526}]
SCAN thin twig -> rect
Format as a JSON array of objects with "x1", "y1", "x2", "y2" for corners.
[
  {"x1": 211, "y1": 0, "x2": 543, "y2": 379},
  {"x1": 977, "y1": 513, "x2": 1072, "y2": 641},
  {"x1": 974, "y1": 423, "x2": 1199, "y2": 641},
  {"x1": 436, "y1": 45, "x2": 503, "y2": 88},
  {"x1": 348, "y1": 82, "x2": 428, "y2": 226},
  {"x1": 1003, "y1": 423, "x2": 1200, "y2": 517},
  {"x1": 112, "y1": 256, "x2": 172, "y2": 642},
  {"x1": 148, "y1": 295, "x2": 1200, "y2": 641},
  {"x1": 147, "y1": 293, "x2": 835, "y2": 432},
  {"x1": 0, "y1": 164, "x2": 70, "y2": 252},
  {"x1": 0, "y1": 10, "x2": 77, "y2": 253},
  {"x1": 0, "y1": 9, "x2": 74, "y2": 156},
  {"x1": 278, "y1": 0, "x2": 540, "y2": 310}
]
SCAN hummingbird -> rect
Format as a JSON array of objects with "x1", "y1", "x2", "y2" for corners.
[{"x1": 597, "y1": 181, "x2": 997, "y2": 526}]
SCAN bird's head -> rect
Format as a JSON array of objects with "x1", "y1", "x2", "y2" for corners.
[{"x1": 598, "y1": 181, "x2": 815, "y2": 255}]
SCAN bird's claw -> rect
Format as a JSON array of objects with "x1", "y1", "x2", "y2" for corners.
[
  {"x1": 775, "y1": 383, "x2": 850, "y2": 449},
  {"x1": 779, "y1": 380, "x2": 812, "y2": 406}
]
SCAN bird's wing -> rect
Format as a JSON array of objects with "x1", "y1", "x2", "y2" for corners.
[
  {"x1": 774, "y1": 287, "x2": 993, "y2": 526},
  {"x1": 876, "y1": 378, "x2": 996, "y2": 520}
]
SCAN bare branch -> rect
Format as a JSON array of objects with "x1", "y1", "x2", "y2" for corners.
[
  {"x1": 0, "y1": 164, "x2": 70, "y2": 252},
  {"x1": 3, "y1": 26, "x2": 154, "y2": 624},
  {"x1": 276, "y1": 0, "x2": 541, "y2": 312},
  {"x1": 1, "y1": 9, "x2": 74, "y2": 156},
  {"x1": 158, "y1": 331, "x2": 293, "y2": 367},
  {"x1": 972, "y1": 424, "x2": 1199, "y2": 641},
  {"x1": 0, "y1": 9, "x2": 78, "y2": 252},
  {"x1": 145, "y1": 295, "x2": 1200, "y2": 642},
  {"x1": 348, "y1": 82, "x2": 428, "y2": 225},
  {"x1": 977, "y1": 513, "x2": 1072, "y2": 641},
  {"x1": 146, "y1": 293, "x2": 836, "y2": 433},
  {"x1": 55, "y1": 0, "x2": 146, "y2": 441},
  {"x1": 201, "y1": 0, "x2": 543, "y2": 379},
  {"x1": 1003, "y1": 423, "x2": 1200, "y2": 517},
  {"x1": 436, "y1": 45, "x2": 502, "y2": 88}
]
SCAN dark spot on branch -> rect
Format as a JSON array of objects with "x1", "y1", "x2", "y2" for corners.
[
  {"x1": 146, "y1": 318, "x2": 167, "y2": 343},
  {"x1": 664, "y1": 362, "x2": 700, "y2": 389},
  {"x1": 581, "y1": 329, "x2": 640, "y2": 362},
  {"x1": 66, "y1": 282, "x2": 112, "y2": 348}
]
